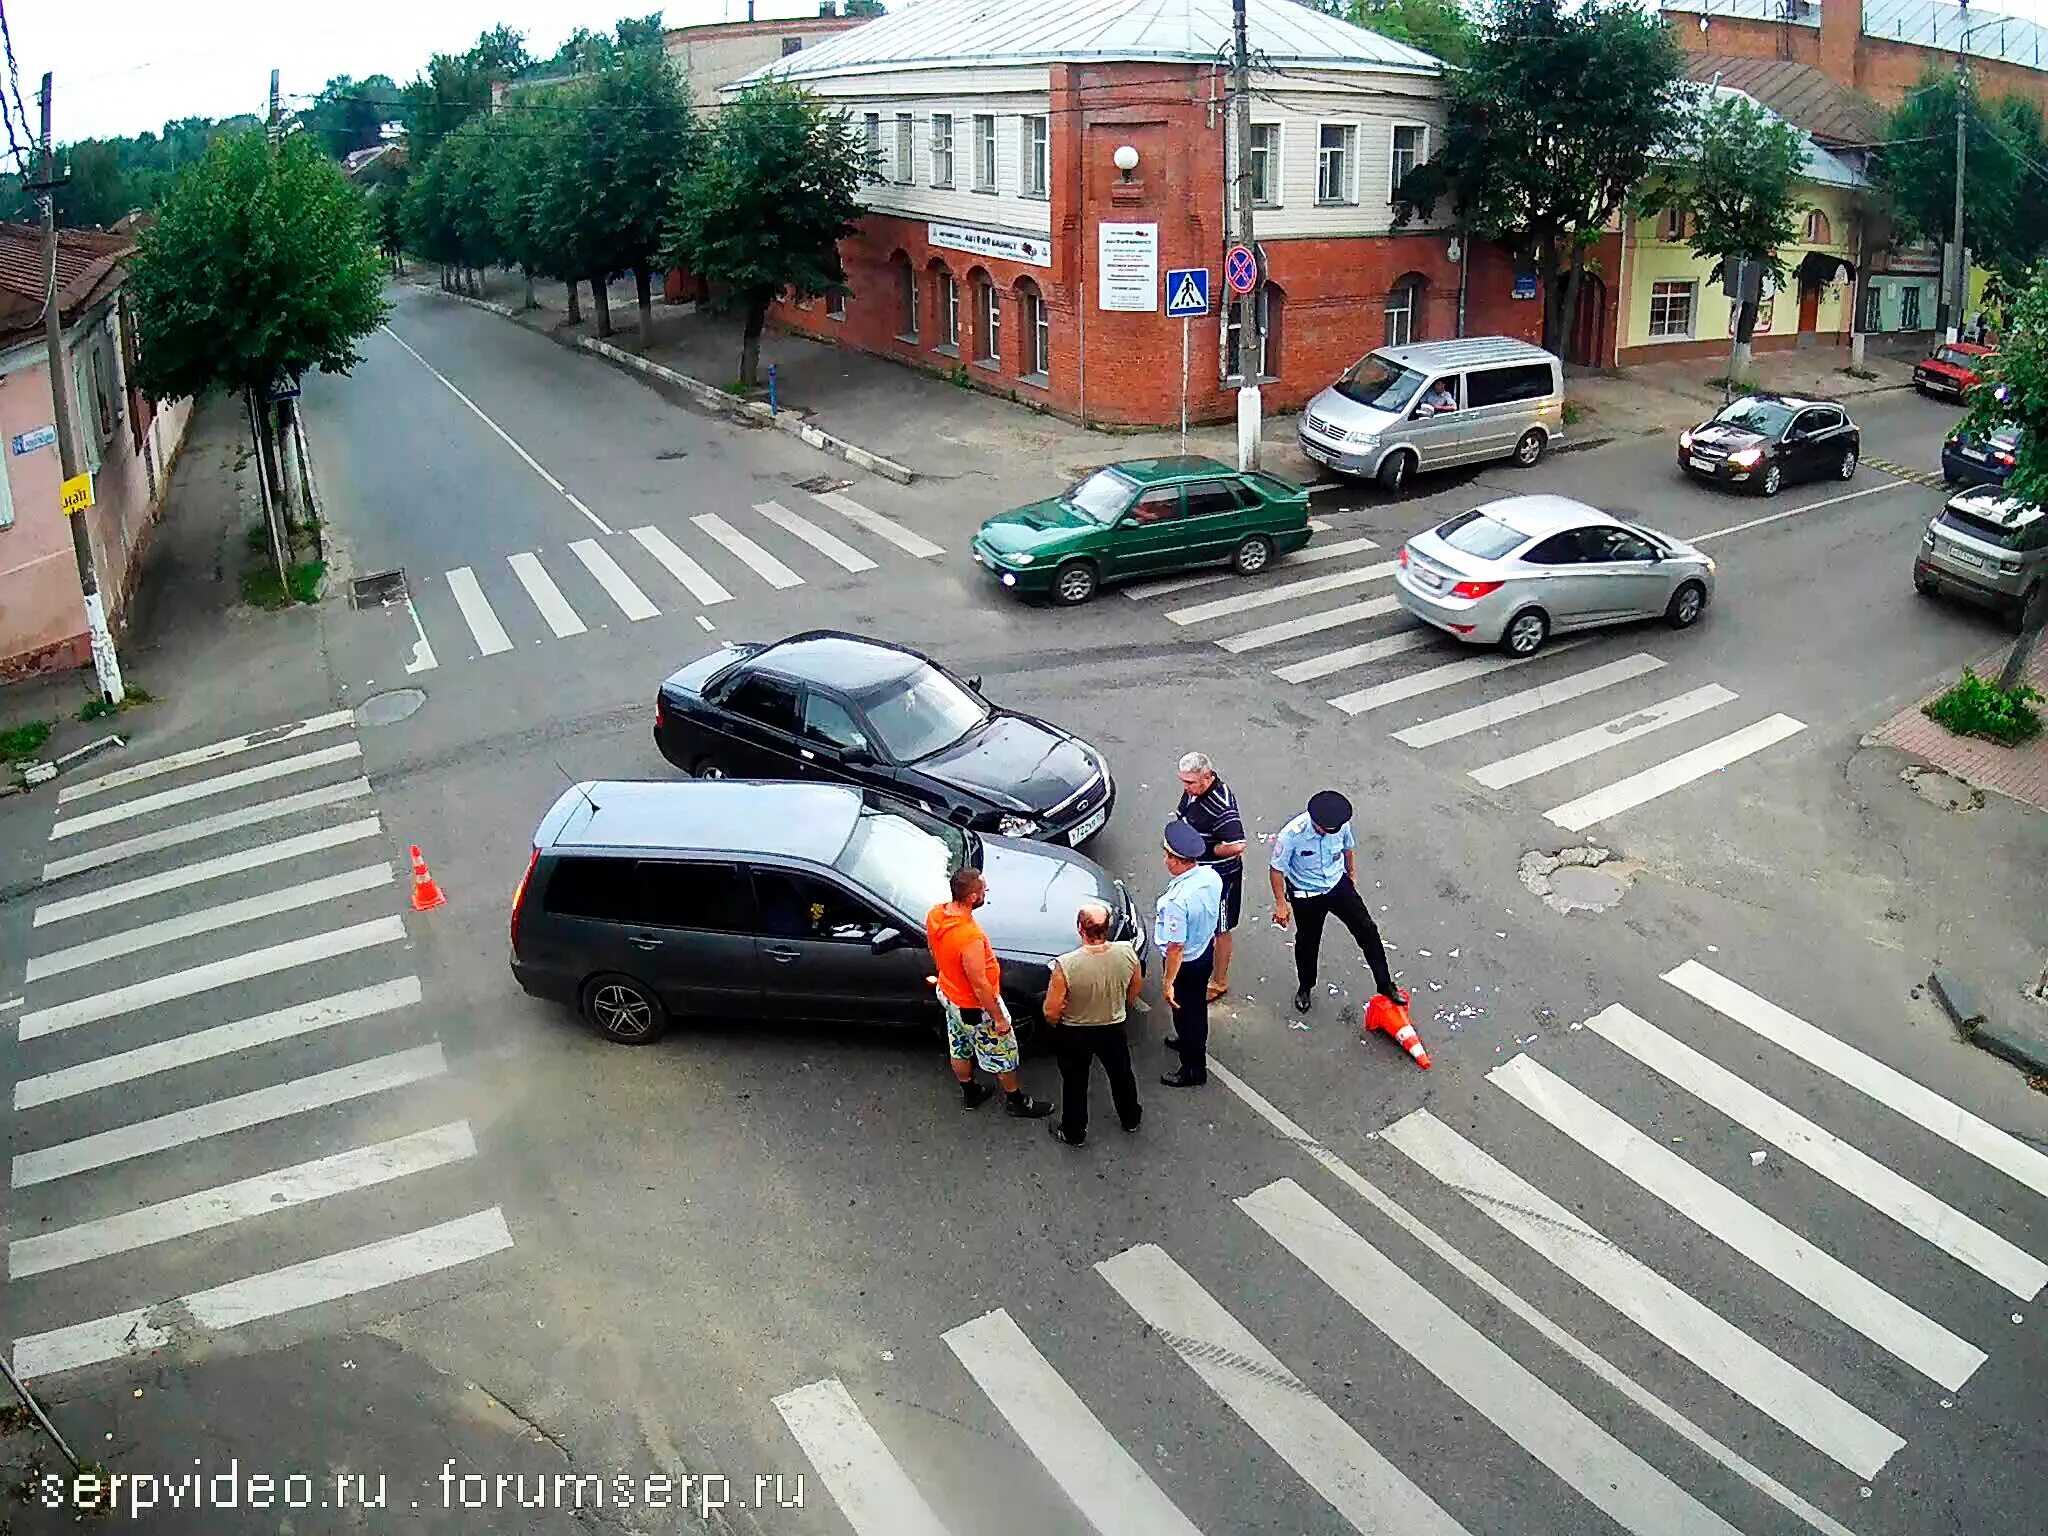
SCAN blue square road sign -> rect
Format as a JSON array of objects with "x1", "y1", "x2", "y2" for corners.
[{"x1": 1165, "y1": 267, "x2": 1211, "y2": 318}]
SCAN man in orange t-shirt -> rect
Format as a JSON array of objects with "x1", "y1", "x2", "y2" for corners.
[{"x1": 925, "y1": 865, "x2": 1052, "y2": 1117}]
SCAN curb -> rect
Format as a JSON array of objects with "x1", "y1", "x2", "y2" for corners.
[
  {"x1": 417, "y1": 284, "x2": 917, "y2": 485},
  {"x1": 1930, "y1": 965, "x2": 2048, "y2": 1076}
]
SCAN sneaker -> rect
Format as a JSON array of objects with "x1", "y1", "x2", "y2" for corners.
[
  {"x1": 1005, "y1": 1091, "x2": 1055, "y2": 1118},
  {"x1": 1120, "y1": 1113, "x2": 1143, "y2": 1133},
  {"x1": 1049, "y1": 1123, "x2": 1086, "y2": 1147},
  {"x1": 960, "y1": 1081, "x2": 996, "y2": 1109},
  {"x1": 1292, "y1": 987, "x2": 1313, "y2": 1014},
  {"x1": 1159, "y1": 1068, "x2": 1207, "y2": 1088}
]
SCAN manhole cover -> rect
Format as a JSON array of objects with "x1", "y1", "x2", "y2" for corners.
[
  {"x1": 1519, "y1": 844, "x2": 1638, "y2": 914},
  {"x1": 793, "y1": 474, "x2": 849, "y2": 494},
  {"x1": 354, "y1": 688, "x2": 426, "y2": 727},
  {"x1": 352, "y1": 569, "x2": 408, "y2": 609}
]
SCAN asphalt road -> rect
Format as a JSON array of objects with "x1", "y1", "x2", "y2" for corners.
[{"x1": 2, "y1": 285, "x2": 2043, "y2": 1536}]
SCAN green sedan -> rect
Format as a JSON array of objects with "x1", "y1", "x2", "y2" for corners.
[{"x1": 969, "y1": 455, "x2": 1315, "y2": 605}]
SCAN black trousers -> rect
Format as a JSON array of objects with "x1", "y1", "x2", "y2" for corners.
[
  {"x1": 1053, "y1": 1022, "x2": 1141, "y2": 1141},
  {"x1": 1170, "y1": 946, "x2": 1215, "y2": 1080},
  {"x1": 1291, "y1": 875, "x2": 1398, "y2": 998}
]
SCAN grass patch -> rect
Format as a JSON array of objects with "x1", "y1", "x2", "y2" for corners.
[
  {"x1": 287, "y1": 560, "x2": 326, "y2": 604},
  {"x1": 76, "y1": 683, "x2": 153, "y2": 723},
  {"x1": 1838, "y1": 365, "x2": 1880, "y2": 381},
  {"x1": 241, "y1": 566, "x2": 289, "y2": 609},
  {"x1": 1562, "y1": 400, "x2": 1585, "y2": 426},
  {"x1": 1925, "y1": 667, "x2": 2044, "y2": 745},
  {"x1": 0, "y1": 719, "x2": 51, "y2": 761},
  {"x1": 1706, "y1": 373, "x2": 1759, "y2": 393}
]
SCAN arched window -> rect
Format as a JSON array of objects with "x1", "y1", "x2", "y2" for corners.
[
  {"x1": 1016, "y1": 278, "x2": 1050, "y2": 380},
  {"x1": 1803, "y1": 209, "x2": 1832, "y2": 245},
  {"x1": 1224, "y1": 285, "x2": 1284, "y2": 380},
  {"x1": 892, "y1": 251, "x2": 918, "y2": 341},
  {"x1": 973, "y1": 271, "x2": 1002, "y2": 368},
  {"x1": 928, "y1": 260, "x2": 959, "y2": 351},
  {"x1": 1384, "y1": 272, "x2": 1428, "y2": 348}
]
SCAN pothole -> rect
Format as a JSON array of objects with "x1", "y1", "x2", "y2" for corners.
[
  {"x1": 354, "y1": 688, "x2": 426, "y2": 727},
  {"x1": 1902, "y1": 764, "x2": 1984, "y2": 813},
  {"x1": 793, "y1": 473, "x2": 850, "y2": 494},
  {"x1": 1519, "y1": 844, "x2": 1639, "y2": 914}
]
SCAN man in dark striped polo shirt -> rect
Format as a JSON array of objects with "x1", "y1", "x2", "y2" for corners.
[{"x1": 1175, "y1": 751, "x2": 1246, "y2": 1002}]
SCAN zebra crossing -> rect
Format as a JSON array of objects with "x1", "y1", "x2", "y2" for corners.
[
  {"x1": 1132, "y1": 533, "x2": 1807, "y2": 831},
  {"x1": 4, "y1": 711, "x2": 510, "y2": 1381},
  {"x1": 770, "y1": 962, "x2": 2046, "y2": 1535},
  {"x1": 399, "y1": 490, "x2": 942, "y2": 671}
]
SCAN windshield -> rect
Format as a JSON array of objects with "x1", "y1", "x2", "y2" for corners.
[
  {"x1": 1336, "y1": 356, "x2": 1426, "y2": 412},
  {"x1": 835, "y1": 801, "x2": 973, "y2": 918},
  {"x1": 862, "y1": 664, "x2": 990, "y2": 761},
  {"x1": 1935, "y1": 347, "x2": 1979, "y2": 368},
  {"x1": 1066, "y1": 469, "x2": 1138, "y2": 525},
  {"x1": 1711, "y1": 397, "x2": 1796, "y2": 437},
  {"x1": 1435, "y1": 508, "x2": 1526, "y2": 560}
]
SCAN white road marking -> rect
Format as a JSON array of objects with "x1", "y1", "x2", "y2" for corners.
[
  {"x1": 40, "y1": 779, "x2": 373, "y2": 882},
  {"x1": 694, "y1": 513, "x2": 803, "y2": 589},
  {"x1": 17, "y1": 915, "x2": 407, "y2": 1040},
  {"x1": 13, "y1": 1206, "x2": 513, "y2": 1380},
  {"x1": 570, "y1": 538, "x2": 659, "y2": 620},
  {"x1": 444, "y1": 566, "x2": 514, "y2": 655},
  {"x1": 508, "y1": 552, "x2": 587, "y2": 637},
  {"x1": 1393, "y1": 653, "x2": 1666, "y2": 748},
  {"x1": 1489, "y1": 1053, "x2": 1987, "y2": 1390},
  {"x1": 402, "y1": 588, "x2": 439, "y2": 674},
  {"x1": 380, "y1": 323, "x2": 611, "y2": 532},
  {"x1": 815, "y1": 491, "x2": 944, "y2": 558},
  {"x1": 695, "y1": 615, "x2": 715, "y2": 631},
  {"x1": 1470, "y1": 684, "x2": 1736, "y2": 789},
  {"x1": 755, "y1": 500, "x2": 877, "y2": 572},
  {"x1": 1308, "y1": 518, "x2": 1333, "y2": 532},
  {"x1": 33, "y1": 819, "x2": 383, "y2": 928},
  {"x1": 1689, "y1": 481, "x2": 1911, "y2": 545},
  {"x1": 1380, "y1": 1109, "x2": 1904, "y2": 1478},
  {"x1": 1166, "y1": 563, "x2": 1398, "y2": 625},
  {"x1": 945, "y1": 1309, "x2": 1203, "y2": 1535},
  {"x1": 26, "y1": 865, "x2": 394, "y2": 983},
  {"x1": 1128, "y1": 537, "x2": 1386, "y2": 600},
  {"x1": 1283, "y1": 534, "x2": 1381, "y2": 564},
  {"x1": 1328, "y1": 643, "x2": 1583, "y2": 716},
  {"x1": 0, "y1": 998, "x2": 21, "y2": 1013},
  {"x1": 11, "y1": 1044, "x2": 448, "y2": 1188},
  {"x1": 1242, "y1": 1178, "x2": 1745, "y2": 1536},
  {"x1": 1219, "y1": 597, "x2": 1403, "y2": 654},
  {"x1": 57, "y1": 712, "x2": 354, "y2": 804},
  {"x1": 1543, "y1": 713, "x2": 1806, "y2": 831},
  {"x1": 1665, "y1": 960, "x2": 2048, "y2": 1204},
  {"x1": 1206, "y1": 1060, "x2": 1862, "y2": 1536},
  {"x1": 49, "y1": 742, "x2": 364, "y2": 841},
  {"x1": 1586, "y1": 1004, "x2": 2047, "y2": 1300},
  {"x1": 1098, "y1": 1243, "x2": 1469, "y2": 1536},
  {"x1": 773, "y1": 1380, "x2": 952, "y2": 1536},
  {"x1": 1123, "y1": 572, "x2": 1227, "y2": 600},
  {"x1": 11, "y1": 1122, "x2": 477, "y2": 1278},
  {"x1": 630, "y1": 526, "x2": 731, "y2": 605},
  {"x1": 1273, "y1": 630, "x2": 1433, "y2": 684},
  {"x1": 14, "y1": 978, "x2": 422, "y2": 1110}
]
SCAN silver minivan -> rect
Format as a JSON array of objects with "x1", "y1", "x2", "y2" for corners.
[{"x1": 1298, "y1": 337, "x2": 1565, "y2": 493}]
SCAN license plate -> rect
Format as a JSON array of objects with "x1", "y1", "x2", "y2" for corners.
[
  {"x1": 1689, "y1": 456, "x2": 1715, "y2": 472},
  {"x1": 1067, "y1": 806, "x2": 1109, "y2": 845},
  {"x1": 1950, "y1": 548, "x2": 1985, "y2": 569},
  {"x1": 1305, "y1": 441, "x2": 1336, "y2": 465}
]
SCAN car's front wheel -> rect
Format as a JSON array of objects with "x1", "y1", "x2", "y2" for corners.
[
  {"x1": 581, "y1": 973, "x2": 669, "y2": 1044},
  {"x1": 1760, "y1": 462, "x2": 1783, "y2": 497},
  {"x1": 1051, "y1": 559, "x2": 1099, "y2": 606},
  {"x1": 1377, "y1": 450, "x2": 1416, "y2": 493},
  {"x1": 1499, "y1": 607, "x2": 1550, "y2": 657},
  {"x1": 1666, "y1": 580, "x2": 1706, "y2": 630},
  {"x1": 1837, "y1": 448, "x2": 1858, "y2": 480},
  {"x1": 1232, "y1": 534, "x2": 1274, "y2": 576},
  {"x1": 1514, "y1": 428, "x2": 1548, "y2": 468}
]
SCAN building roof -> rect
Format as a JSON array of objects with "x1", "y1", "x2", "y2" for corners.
[
  {"x1": 736, "y1": 0, "x2": 1442, "y2": 88},
  {"x1": 1664, "y1": 0, "x2": 2048, "y2": 74},
  {"x1": 1663, "y1": 0, "x2": 1818, "y2": 28},
  {"x1": 664, "y1": 14, "x2": 870, "y2": 46},
  {"x1": 1684, "y1": 84, "x2": 1867, "y2": 187},
  {"x1": 1684, "y1": 53, "x2": 1883, "y2": 145},
  {"x1": 0, "y1": 222, "x2": 132, "y2": 350}
]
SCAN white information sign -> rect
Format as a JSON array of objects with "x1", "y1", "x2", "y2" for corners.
[
  {"x1": 1097, "y1": 223, "x2": 1159, "y2": 312},
  {"x1": 927, "y1": 222, "x2": 1052, "y2": 268}
]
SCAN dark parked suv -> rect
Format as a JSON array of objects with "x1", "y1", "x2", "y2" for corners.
[{"x1": 510, "y1": 778, "x2": 1144, "y2": 1044}]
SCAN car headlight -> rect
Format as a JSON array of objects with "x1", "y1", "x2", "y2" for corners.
[
  {"x1": 1702, "y1": 556, "x2": 1717, "y2": 575},
  {"x1": 1999, "y1": 556, "x2": 2024, "y2": 574},
  {"x1": 1729, "y1": 447, "x2": 1763, "y2": 468},
  {"x1": 997, "y1": 814, "x2": 1040, "y2": 837},
  {"x1": 1679, "y1": 428, "x2": 1693, "y2": 450},
  {"x1": 1008, "y1": 552, "x2": 1034, "y2": 566}
]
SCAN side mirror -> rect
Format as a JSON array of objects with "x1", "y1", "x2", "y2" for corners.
[
  {"x1": 842, "y1": 745, "x2": 874, "y2": 767},
  {"x1": 966, "y1": 675, "x2": 983, "y2": 692},
  {"x1": 870, "y1": 926, "x2": 905, "y2": 955},
  {"x1": 948, "y1": 805, "x2": 976, "y2": 827},
  {"x1": 1416, "y1": 403, "x2": 1437, "y2": 418}
]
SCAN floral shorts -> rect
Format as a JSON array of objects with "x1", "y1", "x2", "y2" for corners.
[{"x1": 942, "y1": 996, "x2": 1019, "y2": 1075}]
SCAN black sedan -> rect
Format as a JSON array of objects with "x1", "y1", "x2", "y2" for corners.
[
  {"x1": 1942, "y1": 423, "x2": 2023, "y2": 489},
  {"x1": 655, "y1": 631, "x2": 1115, "y2": 847},
  {"x1": 1678, "y1": 393, "x2": 1860, "y2": 497}
]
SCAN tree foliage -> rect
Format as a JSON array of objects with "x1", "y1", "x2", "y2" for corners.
[
  {"x1": 0, "y1": 115, "x2": 258, "y2": 228},
  {"x1": 403, "y1": 26, "x2": 532, "y2": 156},
  {"x1": 662, "y1": 80, "x2": 874, "y2": 385},
  {"x1": 1673, "y1": 92, "x2": 1809, "y2": 348},
  {"x1": 125, "y1": 131, "x2": 388, "y2": 403},
  {"x1": 1958, "y1": 268, "x2": 2048, "y2": 687},
  {"x1": 298, "y1": 74, "x2": 404, "y2": 158},
  {"x1": 1310, "y1": 0, "x2": 1478, "y2": 66},
  {"x1": 1875, "y1": 68, "x2": 2048, "y2": 285},
  {"x1": 1395, "y1": 0, "x2": 1689, "y2": 355}
]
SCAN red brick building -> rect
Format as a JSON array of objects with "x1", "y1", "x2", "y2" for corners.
[{"x1": 732, "y1": 0, "x2": 1541, "y2": 429}]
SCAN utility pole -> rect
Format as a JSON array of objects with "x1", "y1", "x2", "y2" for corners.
[
  {"x1": 1948, "y1": 0, "x2": 1969, "y2": 341},
  {"x1": 35, "y1": 72, "x2": 123, "y2": 706},
  {"x1": 1230, "y1": 0, "x2": 1261, "y2": 471}
]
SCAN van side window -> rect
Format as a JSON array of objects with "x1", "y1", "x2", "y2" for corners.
[
  {"x1": 1466, "y1": 363, "x2": 1554, "y2": 409},
  {"x1": 542, "y1": 858, "x2": 749, "y2": 930}
]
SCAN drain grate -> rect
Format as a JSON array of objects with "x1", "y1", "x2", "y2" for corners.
[
  {"x1": 351, "y1": 569, "x2": 409, "y2": 609},
  {"x1": 793, "y1": 474, "x2": 850, "y2": 495}
]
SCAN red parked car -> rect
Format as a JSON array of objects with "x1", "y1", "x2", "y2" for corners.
[{"x1": 1914, "y1": 341, "x2": 1994, "y2": 401}]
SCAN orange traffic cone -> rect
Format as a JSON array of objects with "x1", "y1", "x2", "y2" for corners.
[
  {"x1": 409, "y1": 844, "x2": 446, "y2": 912},
  {"x1": 1364, "y1": 990, "x2": 1430, "y2": 1070}
]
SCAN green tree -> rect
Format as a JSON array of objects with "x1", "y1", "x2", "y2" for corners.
[
  {"x1": 1674, "y1": 91, "x2": 1808, "y2": 378},
  {"x1": 662, "y1": 80, "x2": 873, "y2": 386},
  {"x1": 0, "y1": 115, "x2": 258, "y2": 227},
  {"x1": 300, "y1": 73, "x2": 403, "y2": 158},
  {"x1": 1958, "y1": 269, "x2": 2048, "y2": 690},
  {"x1": 485, "y1": 115, "x2": 552, "y2": 307},
  {"x1": 1311, "y1": 0, "x2": 1476, "y2": 66},
  {"x1": 1395, "y1": 0, "x2": 1689, "y2": 355},
  {"x1": 404, "y1": 26, "x2": 532, "y2": 156}
]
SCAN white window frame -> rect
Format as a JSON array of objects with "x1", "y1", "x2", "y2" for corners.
[
  {"x1": 1021, "y1": 114, "x2": 1049, "y2": 199},
  {"x1": 1315, "y1": 122, "x2": 1358, "y2": 206},
  {"x1": 1223, "y1": 289, "x2": 1272, "y2": 381},
  {"x1": 1385, "y1": 281, "x2": 1419, "y2": 347},
  {"x1": 930, "y1": 113, "x2": 954, "y2": 188},
  {"x1": 979, "y1": 281, "x2": 1001, "y2": 366},
  {"x1": 1247, "y1": 122, "x2": 1281, "y2": 208},
  {"x1": 900, "y1": 264, "x2": 920, "y2": 341},
  {"x1": 1027, "y1": 290, "x2": 1049, "y2": 378},
  {"x1": 0, "y1": 446, "x2": 14, "y2": 530},
  {"x1": 1803, "y1": 208, "x2": 1831, "y2": 244},
  {"x1": 1661, "y1": 205, "x2": 1686, "y2": 242},
  {"x1": 1388, "y1": 122, "x2": 1428, "y2": 201},
  {"x1": 1648, "y1": 279, "x2": 1697, "y2": 340},
  {"x1": 863, "y1": 112, "x2": 882, "y2": 182},
  {"x1": 894, "y1": 113, "x2": 914, "y2": 185},
  {"x1": 940, "y1": 272, "x2": 960, "y2": 350},
  {"x1": 973, "y1": 113, "x2": 998, "y2": 192}
]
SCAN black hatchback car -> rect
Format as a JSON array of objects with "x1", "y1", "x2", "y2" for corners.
[
  {"x1": 1678, "y1": 393, "x2": 1861, "y2": 497},
  {"x1": 655, "y1": 632, "x2": 1115, "y2": 847},
  {"x1": 509, "y1": 778, "x2": 1145, "y2": 1044}
]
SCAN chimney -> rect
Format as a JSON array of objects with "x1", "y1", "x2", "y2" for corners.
[{"x1": 1818, "y1": 0, "x2": 1860, "y2": 85}]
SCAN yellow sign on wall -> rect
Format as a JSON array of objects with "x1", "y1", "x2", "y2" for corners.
[{"x1": 60, "y1": 472, "x2": 94, "y2": 518}]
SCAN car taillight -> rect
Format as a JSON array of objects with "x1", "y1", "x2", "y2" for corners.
[
  {"x1": 510, "y1": 846, "x2": 539, "y2": 953},
  {"x1": 1995, "y1": 451, "x2": 2016, "y2": 466},
  {"x1": 1450, "y1": 579, "x2": 1503, "y2": 599},
  {"x1": 655, "y1": 693, "x2": 667, "y2": 730}
]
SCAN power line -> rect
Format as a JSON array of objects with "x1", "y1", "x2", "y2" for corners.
[{"x1": 0, "y1": 0, "x2": 37, "y2": 178}]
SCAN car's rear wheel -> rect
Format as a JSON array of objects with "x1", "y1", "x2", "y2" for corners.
[
  {"x1": 1377, "y1": 450, "x2": 1416, "y2": 493},
  {"x1": 1513, "y1": 428, "x2": 1548, "y2": 468},
  {"x1": 1499, "y1": 607, "x2": 1550, "y2": 657},
  {"x1": 581, "y1": 973, "x2": 668, "y2": 1044},
  {"x1": 690, "y1": 757, "x2": 726, "y2": 780},
  {"x1": 1232, "y1": 534, "x2": 1274, "y2": 576},
  {"x1": 1051, "y1": 559, "x2": 1099, "y2": 606},
  {"x1": 1666, "y1": 580, "x2": 1706, "y2": 630},
  {"x1": 1760, "y1": 462, "x2": 1783, "y2": 497},
  {"x1": 1837, "y1": 448, "x2": 1858, "y2": 480}
]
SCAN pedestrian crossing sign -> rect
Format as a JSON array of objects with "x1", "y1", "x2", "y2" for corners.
[{"x1": 1166, "y1": 268, "x2": 1210, "y2": 318}]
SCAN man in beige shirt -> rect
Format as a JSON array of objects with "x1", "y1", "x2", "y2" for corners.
[{"x1": 1042, "y1": 900, "x2": 1145, "y2": 1147}]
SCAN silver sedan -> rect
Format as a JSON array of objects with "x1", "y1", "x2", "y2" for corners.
[{"x1": 1394, "y1": 495, "x2": 1717, "y2": 657}]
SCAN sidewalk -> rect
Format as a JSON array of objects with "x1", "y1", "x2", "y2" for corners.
[
  {"x1": 1868, "y1": 641, "x2": 2048, "y2": 813},
  {"x1": 1567, "y1": 341, "x2": 1919, "y2": 440}
]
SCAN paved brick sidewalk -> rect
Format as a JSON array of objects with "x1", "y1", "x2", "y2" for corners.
[{"x1": 1869, "y1": 642, "x2": 2048, "y2": 811}]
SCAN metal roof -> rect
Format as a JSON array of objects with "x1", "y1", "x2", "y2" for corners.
[
  {"x1": 735, "y1": 0, "x2": 1443, "y2": 88},
  {"x1": 1664, "y1": 0, "x2": 1820, "y2": 26},
  {"x1": 1683, "y1": 53, "x2": 1884, "y2": 145},
  {"x1": 1683, "y1": 84, "x2": 1868, "y2": 186},
  {"x1": 1665, "y1": 1, "x2": 2048, "y2": 74}
]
